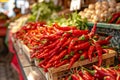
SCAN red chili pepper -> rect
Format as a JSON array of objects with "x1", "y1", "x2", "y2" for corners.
[
  {"x1": 53, "y1": 49, "x2": 67, "y2": 62},
  {"x1": 36, "y1": 49, "x2": 50, "y2": 58},
  {"x1": 48, "y1": 37, "x2": 68, "y2": 58},
  {"x1": 93, "y1": 65, "x2": 115, "y2": 79},
  {"x1": 95, "y1": 42, "x2": 103, "y2": 66},
  {"x1": 53, "y1": 60, "x2": 60, "y2": 66},
  {"x1": 105, "y1": 36, "x2": 112, "y2": 41},
  {"x1": 109, "y1": 13, "x2": 120, "y2": 23},
  {"x1": 71, "y1": 30, "x2": 89, "y2": 36},
  {"x1": 78, "y1": 35, "x2": 89, "y2": 41},
  {"x1": 80, "y1": 51, "x2": 88, "y2": 60},
  {"x1": 62, "y1": 37, "x2": 73, "y2": 48},
  {"x1": 40, "y1": 34, "x2": 61, "y2": 41},
  {"x1": 88, "y1": 46, "x2": 95, "y2": 61},
  {"x1": 101, "y1": 67, "x2": 116, "y2": 79},
  {"x1": 107, "y1": 68, "x2": 117, "y2": 78},
  {"x1": 97, "y1": 40, "x2": 110, "y2": 45},
  {"x1": 68, "y1": 53, "x2": 80, "y2": 69},
  {"x1": 62, "y1": 32, "x2": 72, "y2": 38},
  {"x1": 83, "y1": 71, "x2": 95, "y2": 80},
  {"x1": 116, "y1": 20, "x2": 120, "y2": 24},
  {"x1": 43, "y1": 39, "x2": 60, "y2": 49},
  {"x1": 102, "y1": 49, "x2": 109, "y2": 53},
  {"x1": 55, "y1": 60, "x2": 69, "y2": 68},
  {"x1": 74, "y1": 42, "x2": 90, "y2": 50},
  {"x1": 44, "y1": 62, "x2": 53, "y2": 69},
  {"x1": 46, "y1": 55, "x2": 57, "y2": 65},
  {"x1": 88, "y1": 23, "x2": 97, "y2": 38},
  {"x1": 82, "y1": 67, "x2": 102, "y2": 80},
  {"x1": 68, "y1": 38, "x2": 78, "y2": 53},
  {"x1": 71, "y1": 74, "x2": 79, "y2": 80}
]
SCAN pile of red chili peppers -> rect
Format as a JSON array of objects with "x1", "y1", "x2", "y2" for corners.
[
  {"x1": 65, "y1": 65, "x2": 120, "y2": 80},
  {"x1": 15, "y1": 22, "x2": 113, "y2": 71}
]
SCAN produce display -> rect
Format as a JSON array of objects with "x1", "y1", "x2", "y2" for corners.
[
  {"x1": 79, "y1": 1, "x2": 120, "y2": 23},
  {"x1": 107, "y1": 12, "x2": 120, "y2": 24},
  {"x1": 14, "y1": 22, "x2": 113, "y2": 71},
  {"x1": 64, "y1": 65, "x2": 120, "y2": 80},
  {"x1": 47, "y1": 12, "x2": 88, "y2": 30},
  {"x1": 27, "y1": 0, "x2": 61, "y2": 22}
]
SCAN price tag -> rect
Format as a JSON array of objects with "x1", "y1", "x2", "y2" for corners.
[{"x1": 70, "y1": 0, "x2": 81, "y2": 11}]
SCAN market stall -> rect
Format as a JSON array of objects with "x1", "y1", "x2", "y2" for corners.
[{"x1": 7, "y1": 0, "x2": 120, "y2": 80}]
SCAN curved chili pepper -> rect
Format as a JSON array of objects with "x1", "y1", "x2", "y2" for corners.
[
  {"x1": 88, "y1": 23, "x2": 97, "y2": 38},
  {"x1": 116, "y1": 20, "x2": 120, "y2": 24},
  {"x1": 55, "y1": 60, "x2": 69, "y2": 68},
  {"x1": 62, "y1": 37, "x2": 73, "y2": 48},
  {"x1": 68, "y1": 53, "x2": 80, "y2": 69},
  {"x1": 36, "y1": 49, "x2": 49, "y2": 58},
  {"x1": 68, "y1": 38, "x2": 78, "y2": 53},
  {"x1": 82, "y1": 67, "x2": 102, "y2": 80},
  {"x1": 88, "y1": 46, "x2": 95, "y2": 61},
  {"x1": 46, "y1": 55, "x2": 57, "y2": 65},
  {"x1": 95, "y1": 42, "x2": 103, "y2": 66},
  {"x1": 109, "y1": 13, "x2": 120, "y2": 23},
  {"x1": 43, "y1": 39, "x2": 60, "y2": 49},
  {"x1": 71, "y1": 30, "x2": 89, "y2": 36},
  {"x1": 97, "y1": 40, "x2": 110, "y2": 45},
  {"x1": 105, "y1": 36, "x2": 112, "y2": 41},
  {"x1": 53, "y1": 23, "x2": 77, "y2": 31},
  {"x1": 93, "y1": 65, "x2": 115, "y2": 79},
  {"x1": 51, "y1": 49, "x2": 67, "y2": 63},
  {"x1": 107, "y1": 68, "x2": 117, "y2": 78},
  {"x1": 83, "y1": 71, "x2": 95, "y2": 80},
  {"x1": 78, "y1": 35, "x2": 89, "y2": 41},
  {"x1": 74, "y1": 42, "x2": 90, "y2": 50}
]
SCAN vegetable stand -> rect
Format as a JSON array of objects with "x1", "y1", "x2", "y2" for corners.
[
  {"x1": 11, "y1": 34, "x2": 116, "y2": 80},
  {"x1": 10, "y1": 22, "x2": 117, "y2": 80}
]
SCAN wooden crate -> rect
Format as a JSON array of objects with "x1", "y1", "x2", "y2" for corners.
[{"x1": 39, "y1": 50, "x2": 116, "y2": 80}]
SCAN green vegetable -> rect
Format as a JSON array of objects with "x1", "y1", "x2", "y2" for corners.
[{"x1": 27, "y1": 0, "x2": 61, "y2": 22}]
